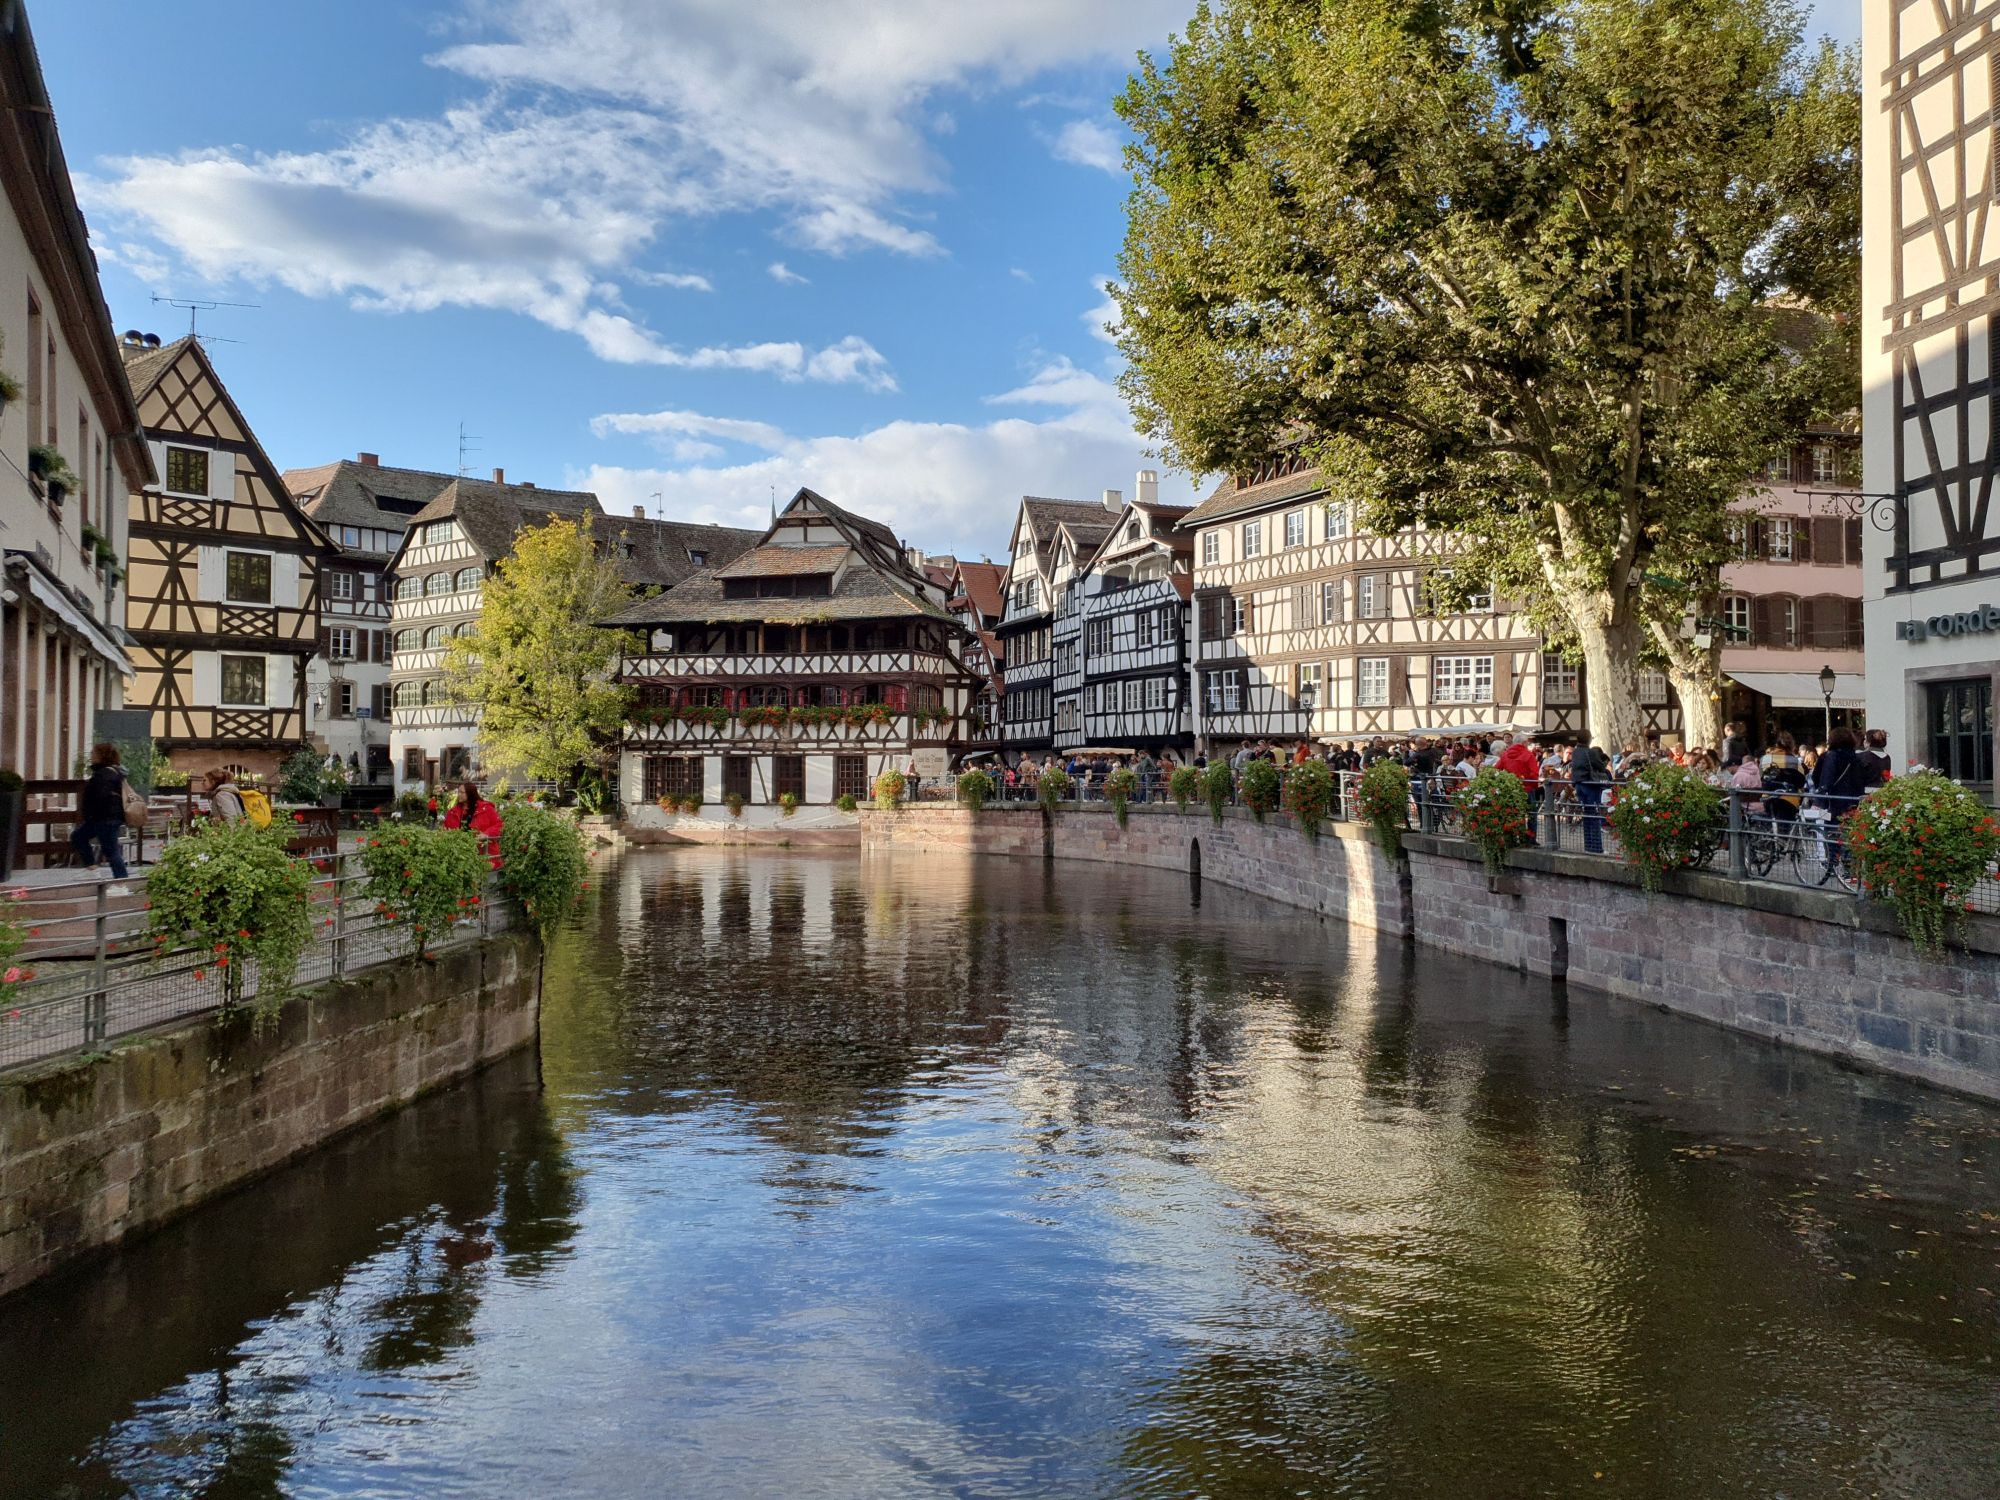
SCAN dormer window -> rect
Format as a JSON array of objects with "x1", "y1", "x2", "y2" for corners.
[
  {"x1": 1125, "y1": 520, "x2": 1141, "y2": 541},
  {"x1": 689, "y1": 550, "x2": 707, "y2": 567}
]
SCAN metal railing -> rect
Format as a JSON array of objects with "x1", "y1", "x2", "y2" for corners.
[{"x1": 0, "y1": 853, "x2": 513, "y2": 1075}]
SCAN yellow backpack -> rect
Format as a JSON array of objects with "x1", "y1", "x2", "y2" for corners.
[{"x1": 239, "y1": 788, "x2": 273, "y2": 829}]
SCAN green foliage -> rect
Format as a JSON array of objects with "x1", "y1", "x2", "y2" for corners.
[
  {"x1": 1202, "y1": 762, "x2": 1234, "y2": 825},
  {"x1": 836, "y1": 793, "x2": 859, "y2": 814},
  {"x1": 1037, "y1": 766, "x2": 1073, "y2": 812},
  {"x1": 1453, "y1": 769, "x2": 1537, "y2": 877},
  {"x1": 1283, "y1": 759, "x2": 1336, "y2": 842},
  {"x1": 1845, "y1": 772, "x2": 2000, "y2": 959},
  {"x1": 393, "y1": 787, "x2": 434, "y2": 820},
  {"x1": 497, "y1": 801, "x2": 590, "y2": 942},
  {"x1": 0, "y1": 886, "x2": 30, "y2": 984},
  {"x1": 572, "y1": 768, "x2": 611, "y2": 816},
  {"x1": 1169, "y1": 764, "x2": 1199, "y2": 813},
  {"x1": 110, "y1": 739, "x2": 166, "y2": 798},
  {"x1": 30, "y1": 443, "x2": 77, "y2": 497},
  {"x1": 153, "y1": 762, "x2": 190, "y2": 790},
  {"x1": 442, "y1": 515, "x2": 638, "y2": 784},
  {"x1": 1606, "y1": 763, "x2": 1724, "y2": 892},
  {"x1": 725, "y1": 792, "x2": 746, "y2": 819},
  {"x1": 278, "y1": 749, "x2": 331, "y2": 804},
  {"x1": 778, "y1": 791, "x2": 799, "y2": 818},
  {"x1": 147, "y1": 822, "x2": 314, "y2": 1021},
  {"x1": 874, "y1": 769, "x2": 907, "y2": 810},
  {"x1": 956, "y1": 768, "x2": 995, "y2": 813},
  {"x1": 1357, "y1": 760, "x2": 1412, "y2": 860},
  {"x1": 357, "y1": 822, "x2": 488, "y2": 960},
  {"x1": 1114, "y1": 0, "x2": 1858, "y2": 746},
  {"x1": 1239, "y1": 759, "x2": 1281, "y2": 822},
  {"x1": 1105, "y1": 766, "x2": 1139, "y2": 827}
]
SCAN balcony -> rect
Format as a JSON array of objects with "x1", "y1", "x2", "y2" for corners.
[
  {"x1": 623, "y1": 703, "x2": 954, "y2": 746},
  {"x1": 622, "y1": 649, "x2": 961, "y2": 680}
]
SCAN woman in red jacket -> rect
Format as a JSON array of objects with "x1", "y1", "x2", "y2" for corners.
[{"x1": 443, "y1": 780, "x2": 503, "y2": 869}]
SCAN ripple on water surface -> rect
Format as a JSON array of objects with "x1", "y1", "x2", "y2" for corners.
[{"x1": 3, "y1": 848, "x2": 1999, "y2": 1499}]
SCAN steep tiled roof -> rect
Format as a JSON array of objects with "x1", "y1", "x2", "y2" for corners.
[
  {"x1": 950, "y1": 561, "x2": 1006, "y2": 621},
  {"x1": 403, "y1": 479, "x2": 599, "y2": 563},
  {"x1": 608, "y1": 515, "x2": 761, "y2": 588},
  {"x1": 713, "y1": 544, "x2": 850, "y2": 579},
  {"x1": 284, "y1": 459, "x2": 461, "y2": 539},
  {"x1": 118, "y1": 336, "x2": 186, "y2": 399},
  {"x1": 1021, "y1": 497, "x2": 1117, "y2": 548},
  {"x1": 1179, "y1": 465, "x2": 1328, "y2": 527},
  {"x1": 602, "y1": 561, "x2": 949, "y2": 627}
]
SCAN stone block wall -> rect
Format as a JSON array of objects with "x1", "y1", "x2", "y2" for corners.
[{"x1": 0, "y1": 930, "x2": 542, "y2": 1300}]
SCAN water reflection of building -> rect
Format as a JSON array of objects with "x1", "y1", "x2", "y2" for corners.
[{"x1": 1863, "y1": 7, "x2": 1999, "y2": 788}]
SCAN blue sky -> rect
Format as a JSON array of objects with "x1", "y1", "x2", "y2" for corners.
[{"x1": 39, "y1": 1, "x2": 1856, "y2": 563}]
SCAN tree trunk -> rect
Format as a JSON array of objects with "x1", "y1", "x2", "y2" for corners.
[
  {"x1": 1650, "y1": 619, "x2": 1723, "y2": 750},
  {"x1": 1576, "y1": 610, "x2": 1647, "y2": 751}
]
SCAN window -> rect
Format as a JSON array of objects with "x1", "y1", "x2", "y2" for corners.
[
  {"x1": 424, "y1": 572, "x2": 451, "y2": 596},
  {"x1": 1013, "y1": 578, "x2": 1040, "y2": 611},
  {"x1": 1728, "y1": 517, "x2": 1753, "y2": 560},
  {"x1": 1241, "y1": 520, "x2": 1263, "y2": 558},
  {"x1": 1125, "y1": 519, "x2": 1142, "y2": 542},
  {"x1": 219, "y1": 655, "x2": 266, "y2": 706},
  {"x1": 393, "y1": 680, "x2": 421, "y2": 708},
  {"x1": 328, "y1": 627, "x2": 355, "y2": 660},
  {"x1": 455, "y1": 567, "x2": 482, "y2": 591},
  {"x1": 1763, "y1": 452, "x2": 1793, "y2": 483},
  {"x1": 1638, "y1": 670, "x2": 1670, "y2": 704},
  {"x1": 336, "y1": 681, "x2": 356, "y2": 717},
  {"x1": 1542, "y1": 658, "x2": 1580, "y2": 705},
  {"x1": 1134, "y1": 611, "x2": 1156, "y2": 648},
  {"x1": 1298, "y1": 662, "x2": 1322, "y2": 709},
  {"x1": 1230, "y1": 596, "x2": 1248, "y2": 635},
  {"x1": 644, "y1": 757, "x2": 704, "y2": 802},
  {"x1": 1812, "y1": 444, "x2": 1847, "y2": 484},
  {"x1": 1285, "y1": 510, "x2": 1305, "y2": 548},
  {"x1": 1204, "y1": 668, "x2": 1243, "y2": 713},
  {"x1": 392, "y1": 628, "x2": 418, "y2": 653},
  {"x1": 422, "y1": 625, "x2": 445, "y2": 649},
  {"x1": 688, "y1": 550, "x2": 707, "y2": 568},
  {"x1": 423, "y1": 520, "x2": 459, "y2": 546},
  {"x1": 329, "y1": 571, "x2": 355, "y2": 601},
  {"x1": 773, "y1": 755, "x2": 807, "y2": 802},
  {"x1": 1357, "y1": 657, "x2": 1390, "y2": 707},
  {"x1": 1768, "y1": 517, "x2": 1795, "y2": 562},
  {"x1": 454, "y1": 620, "x2": 475, "y2": 638},
  {"x1": 1432, "y1": 656, "x2": 1493, "y2": 704},
  {"x1": 393, "y1": 575, "x2": 420, "y2": 600},
  {"x1": 1320, "y1": 580, "x2": 1343, "y2": 625},
  {"x1": 723, "y1": 756, "x2": 753, "y2": 801},
  {"x1": 404, "y1": 748, "x2": 425, "y2": 782},
  {"x1": 1928, "y1": 678, "x2": 1995, "y2": 784},
  {"x1": 1202, "y1": 532, "x2": 1219, "y2": 566},
  {"x1": 1122, "y1": 679, "x2": 1140, "y2": 712},
  {"x1": 1324, "y1": 503, "x2": 1349, "y2": 540},
  {"x1": 1357, "y1": 574, "x2": 1382, "y2": 619},
  {"x1": 225, "y1": 551, "x2": 273, "y2": 604},
  {"x1": 165, "y1": 445, "x2": 208, "y2": 496},
  {"x1": 1723, "y1": 595, "x2": 1751, "y2": 640},
  {"x1": 1146, "y1": 676, "x2": 1166, "y2": 710}
]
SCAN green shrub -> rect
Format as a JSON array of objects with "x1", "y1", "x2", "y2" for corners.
[
  {"x1": 836, "y1": 793, "x2": 859, "y2": 814},
  {"x1": 1202, "y1": 762, "x2": 1234, "y2": 824},
  {"x1": 1357, "y1": 760, "x2": 1411, "y2": 859},
  {"x1": 778, "y1": 791, "x2": 799, "y2": 817},
  {"x1": 1606, "y1": 762, "x2": 1723, "y2": 893},
  {"x1": 725, "y1": 792, "x2": 747, "y2": 819},
  {"x1": 1283, "y1": 758, "x2": 1336, "y2": 842},
  {"x1": 147, "y1": 821, "x2": 314, "y2": 1021},
  {"x1": 1037, "y1": 765, "x2": 1073, "y2": 812},
  {"x1": 357, "y1": 822, "x2": 488, "y2": 960},
  {"x1": 1, "y1": 887, "x2": 32, "y2": 986},
  {"x1": 1239, "y1": 759, "x2": 1281, "y2": 822},
  {"x1": 1453, "y1": 768, "x2": 1535, "y2": 876},
  {"x1": 497, "y1": 801, "x2": 590, "y2": 941},
  {"x1": 572, "y1": 768, "x2": 612, "y2": 816},
  {"x1": 1846, "y1": 771, "x2": 2000, "y2": 958},
  {"x1": 957, "y1": 768, "x2": 995, "y2": 812},
  {"x1": 873, "y1": 769, "x2": 907, "y2": 810},
  {"x1": 278, "y1": 749, "x2": 329, "y2": 804},
  {"x1": 1105, "y1": 766, "x2": 1139, "y2": 827},
  {"x1": 1169, "y1": 764, "x2": 1199, "y2": 812}
]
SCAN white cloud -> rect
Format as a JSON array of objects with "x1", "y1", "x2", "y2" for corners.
[
  {"x1": 82, "y1": 0, "x2": 1184, "y2": 367},
  {"x1": 1083, "y1": 276, "x2": 1123, "y2": 346},
  {"x1": 1051, "y1": 118, "x2": 1124, "y2": 175},
  {"x1": 766, "y1": 260, "x2": 809, "y2": 285},
  {"x1": 631, "y1": 268, "x2": 715, "y2": 291},
  {"x1": 584, "y1": 355, "x2": 1194, "y2": 558},
  {"x1": 1009, "y1": 267, "x2": 1034, "y2": 283}
]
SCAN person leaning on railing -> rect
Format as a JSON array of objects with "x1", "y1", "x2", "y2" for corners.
[
  {"x1": 1809, "y1": 729, "x2": 1876, "y2": 856},
  {"x1": 1759, "y1": 733, "x2": 1807, "y2": 825},
  {"x1": 443, "y1": 780, "x2": 504, "y2": 870}
]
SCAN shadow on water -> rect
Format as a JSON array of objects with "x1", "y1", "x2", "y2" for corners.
[{"x1": 6, "y1": 847, "x2": 2000, "y2": 1499}]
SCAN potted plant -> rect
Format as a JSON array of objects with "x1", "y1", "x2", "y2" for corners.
[
  {"x1": 725, "y1": 791, "x2": 746, "y2": 819},
  {"x1": 1104, "y1": 766, "x2": 1139, "y2": 826},
  {"x1": 0, "y1": 768, "x2": 21, "y2": 882},
  {"x1": 957, "y1": 767, "x2": 995, "y2": 813},
  {"x1": 1169, "y1": 764, "x2": 1200, "y2": 813},
  {"x1": 778, "y1": 791, "x2": 799, "y2": 818},
  {"x1": 1357, "y1": 759, "x2": 1411, "y2": 858},
  {"x1": 0, "y1": 364, "x2": 21, "y2": 418}
]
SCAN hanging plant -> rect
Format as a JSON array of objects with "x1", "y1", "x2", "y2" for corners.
[
  {"x1": 1202, "y1": 761, "x2": 1234, "y2": 825},
  {"x1": 1846, "y1": 771, "x2": 2000, "y2": 959},
  {"x1": 1453, "y1": 767, "x2": 1536, "y2": 877},
  {"x1": 0, "y1": 366, "x2": 21, "y2": 413},
  {"x1": 146, "y1": 821, "x2": 315, "y2": 1023},
  {"x1": 496, "y1": 801, "x2": 589, "y2": 941},
  {"x1": 873, "y1": 768, "x2": 906, "y2": 810},
  {"x1": 357, "y1": 822, "x2": 488, "y2": 961},
  {"x1": 1356, "y1": 760, "x2": 1411, "y2": 859},
  {"x1": 1037, "y1": 765, "x2": 1073, "y2": 812},
  {"x1": 1169, "y1": 764, "x2": 1199, "y2": 813},
  {"x1": 1606, "y1": 762, "x2": 1723, "y2": 893},
  {"x1": 956, "y1": 767, "x2": 995, "y2": 813},
  {"x1": 1105, "y1": 766, "x2": 1139, "y2": 827},
  {"x1": 725, "y1": 792, "x2": 746, "y2": 819},
  {"x1": 779, "y1": 791, "x2": 799, "y2": 817},
  {"x1": 1239, "y1": 759, "x2": 1281, "y2": 822},
  {"x1": 1283, "y1": 758, "x2": 1336, "y2": 842}
]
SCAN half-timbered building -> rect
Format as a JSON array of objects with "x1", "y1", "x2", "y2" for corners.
[
  {"x1": 120, "y1": 335, "x2": 332, "y2": 782},
  {"x1": 1069, "y1": 482, "x2": 1194, "y2": 756},
  {"x1": 610, "y1": 488, "x2": 978, "y2": 824},
  {"x1": 995, "y1": 495, "x2": 1116, "y2": 756},
  {"x1": 1862, "y1": 6, "x2": 1998, "y2": 788},
  {"x1": 0, "y1": 6, "x2": 154, "y2": 787},
  {"x1": 1181, "y1": 456, "x2": 1547, "y2": 750},
  {"x1": 945, "y1": 558, "x2": 1007, "y2": 754}
]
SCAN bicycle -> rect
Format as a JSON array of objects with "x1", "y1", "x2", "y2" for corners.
[{"x1": 1793, "y1": 803, "x2": 1858, "y2": 892}]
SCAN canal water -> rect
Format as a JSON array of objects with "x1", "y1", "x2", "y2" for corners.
[{"x1": 4, "y1": 849, "x2": 2000, "y2": 1498}]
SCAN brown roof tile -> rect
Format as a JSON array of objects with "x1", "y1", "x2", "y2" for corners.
[
  {"x1": 1179, "y1": 465, "x2": 1328, "y2": 527},
  {"x1": 713, "y1": 544, "x2": 851, "y2": 579}
]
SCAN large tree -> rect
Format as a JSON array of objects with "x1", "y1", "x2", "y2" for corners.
[
  {"x1": 1114, "y1": 0, "x2": 1858, "y2": 747},
  {"x1": 443, "y1": 515, "x2": 637, "y2": 785}
]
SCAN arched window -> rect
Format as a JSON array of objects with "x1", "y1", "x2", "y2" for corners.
[
  {"x1": 456, "y1": 567, "x2": 482, "y2": 592},
  {"x1": 422, "y1": 625, "x2": 444, "y2": 649},
  {"x1": 395, "y1": 575, "x2": 422, "y2": 601},
  {"x1": 393, "y1": 680, "x2": 420, "y2": 708},
  {"x1": 424, "y1": 572, "x2": 451, "y2": 596},
  {"x1": 420, "y1": 680, "x2": 436, "y2": 706},
  {"x1": 392, "y1": 628, "x2": 418, "y2": 653}
]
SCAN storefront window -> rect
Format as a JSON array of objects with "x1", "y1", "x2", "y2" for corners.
[{"x1": 1927, "y1": 678, "x2": 1995, "y2": 784}]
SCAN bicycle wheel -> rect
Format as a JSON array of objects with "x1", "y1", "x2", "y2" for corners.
[{"x1": 1747, "y1": 825, "x2": 1782, "y2": 878}]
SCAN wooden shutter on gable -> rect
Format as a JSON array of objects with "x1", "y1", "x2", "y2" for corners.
[
  {"x1": 1492, "y1": 652, "x2": 1513, "y2": 708},
  {"x1": 1810, "y1": 517, "x2": 1841, "y2": 566},
  {"x1": 1844, "y1": 598, "x2": 1862, "y2": 647},
  {"x1": 1389, "y1": 656, "x2": 1409, "y2": 707}
]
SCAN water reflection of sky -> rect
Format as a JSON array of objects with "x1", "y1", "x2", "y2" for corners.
[{"x1": 9, "y1": 848, "x2": 2000, "y2": 1499}]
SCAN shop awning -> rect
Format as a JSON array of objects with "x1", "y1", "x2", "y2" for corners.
[
  {"x1": 1725, "y1": 670, "x2": 1865, "y2": 710},
  {"x1": 3, "y1": 552, "x2": 134, "y2": 676},
  {"x1": 1401, "y1": 720, "x2": 1537, "y2": 738}
]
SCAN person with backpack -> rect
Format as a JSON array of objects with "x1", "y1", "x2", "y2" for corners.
[
  {"x1": 1570, "y1": 732, "x2": 1611, "y2": 854},
  {"x1": 206, "y1": 768, "x2": 247, "y2": 825},
  {"x1": 72, "y1": 743, "x2": 132, "y2": 891}
]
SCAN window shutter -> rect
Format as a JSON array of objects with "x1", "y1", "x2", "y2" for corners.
[
  {"x1": 1753, "y1": 596, "x2": 1776, "y2": 646},
  {"x1": 1492, "y1": 652, "x2": 1514, "y2": 708},
  {"x1": 1389, "y1": 656, "x2": 1408, "y2": 707},
  {"x1": 1794, "y1": 520, "x2": 1814, "y2": 564},
  {"x1": 1844, "y1": 598, "x2": 1862, "y2": 647},
  {"x1": 1797, "y1": 596, "x2": 1819, "y2": 647},
  {"x1": 1749, "y1": 519, "x2": 1767, "y2": 559}
]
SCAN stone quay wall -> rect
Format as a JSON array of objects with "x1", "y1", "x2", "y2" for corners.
[
  {"x1": 861, "y1": 804, "x2": 2000, "y2": 1102},
  {"x1": 0, "y1": 930, "x2": 542, "y2": 1300}
]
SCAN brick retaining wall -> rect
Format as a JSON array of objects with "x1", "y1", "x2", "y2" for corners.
[
  {"x1": 862, "y1": 804, "x2": 2000, "y2": 1102},
  {"x1": 0, "y1": 931, "x2": 542, "y2": 1300}
]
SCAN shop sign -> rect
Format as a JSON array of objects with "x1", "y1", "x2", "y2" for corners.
[{"x1": 1897, "y1": 604, "x2": 2000, "y2": 642}]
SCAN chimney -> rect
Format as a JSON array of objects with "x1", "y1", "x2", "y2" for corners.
[
  {"x1": 492, "y1": 467, "x2": 505, "y2": 484},
  {"x1": 632, "y1": 505, "x2": 645, "y2": 519},
  {"x1": 357, "y1": 451, "x2": 379, "y2": 467},
  {"x1": 1136, "y1": 468, "x2": 1160, "y2": 506},
  {"x1": 519, "y1": 481, "x2": 535, "y2": 489},
  {"x1": 906, "y1": 546, "x2": 926, "y2": 570},
  {"x1": 1102, "y1": 487, "x2": 1122, "y2": 512}
]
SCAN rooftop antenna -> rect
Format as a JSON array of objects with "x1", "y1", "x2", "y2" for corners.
[
  {"x1": 457, "y1": 421, "x2": 483, "y2": 477},
  {"x1": 769, "y1": 483, "x2": 777, "y2": 525},
  {"x1": 149, "y1": 294, "x2": 257, "y2": 343},
  {"x1": 650, "y1": 490, "x2": 663, "y2": 523}
]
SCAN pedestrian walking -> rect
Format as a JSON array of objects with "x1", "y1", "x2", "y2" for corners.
[{"x1": 71, "y1": 743, "x2": 132, "y2": 892}]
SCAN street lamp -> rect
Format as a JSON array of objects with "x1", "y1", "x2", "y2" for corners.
[{"x1": 1819, "y1": 664, "x2": 1836, "y2": 745}]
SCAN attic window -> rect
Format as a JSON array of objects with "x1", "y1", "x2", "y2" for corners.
[
  {"x1": 689, "y1": 550, "x2": 707, "y2": 567},
  {"x1": 623, "y1": 542, "x2": 636, "y2": 558},
  {"x1": 721, "y1": 575, "x2": 832, "y2": 600}
]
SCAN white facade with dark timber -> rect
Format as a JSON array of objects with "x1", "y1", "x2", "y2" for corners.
[
  {"x1": 996, "y1": 494, "x2": 1114, "y2": 756},
  {"x1": 1067, "y1": 478, "x2": 1194, "y2": 755},
  {"x1": 1862, "y1": 3, "x2": 1999, "y2": 790},
  {"x1": 1182, "y1": 457, "x2": 1547, "y2": 749},
  {"x1": 611, "y1": 488, "x2": 978, "y2": 821}
]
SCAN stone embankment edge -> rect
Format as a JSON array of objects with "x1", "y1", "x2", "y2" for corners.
[
  {"x1": 0, "y1": 929, "x2": 542, "y2": 1301},
  {"x1": 861, "y1": 804, "x2": 2000, "y2": 1104}
]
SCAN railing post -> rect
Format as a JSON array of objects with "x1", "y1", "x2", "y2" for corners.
[
  {"x1": 88, "y1": 880, "x2": 108, "y2": 1045},
  {"x1": 1727, "y1": 786, "x2": 1747, "y2": 881},
  {"x1": 331, "y1": 849, "x2": 347, "y2": 980}
]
